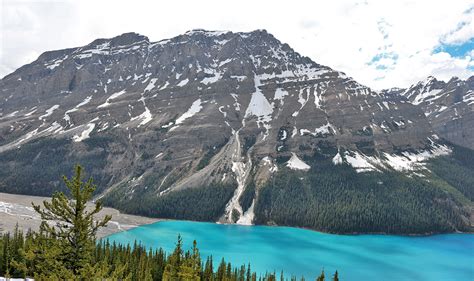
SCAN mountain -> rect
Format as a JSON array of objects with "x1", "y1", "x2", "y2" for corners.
[
  {"x1": 396, "y1": 76, "x2": 474, "y2": 150},
  {"x1": 1, "y1": 30, "x2": 473, "y2": 234}
]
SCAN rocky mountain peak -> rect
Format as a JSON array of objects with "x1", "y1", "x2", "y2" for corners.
[
  {"x1": 1, "y1": 29, "x2": 473, "y2": 231},
  {"x1": 1, "y1": 29, "x2": 470, "y2": 226},
  {"x1": 401, "y1": 75, "x2": 445, "y2": 105},
  {"x1": 85, "y1": 32, "x2": 150, "y2": 50},
  {"x1": 110, "y1": 32, "x2": 150, "y2": 46},
  {"x1": 395, "y1": 75, "x2": 474, "y2": 149},
  {"x1": 467, "y1": 75, "x2": 474, "y2": 85}
]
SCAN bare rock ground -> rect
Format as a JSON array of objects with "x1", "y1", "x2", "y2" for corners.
[{"x1": 0, "y1": 192, "x2": 158, "y2": 238}]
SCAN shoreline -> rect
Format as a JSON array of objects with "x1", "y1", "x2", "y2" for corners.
[
  {"x1": 105, "y1": 210, "x2": 474, "y2": 237},
  {"x1": 108, "y1": 217, "x2": 474, "y2": 238},
  {"x1": 1, "y1": 192, "x2": 472, "y2": 238},
  {"x1": 0, "y1": 192, "x2": 159, "y2": 238}
]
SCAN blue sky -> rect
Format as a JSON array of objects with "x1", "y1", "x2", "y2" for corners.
[
  {"x1": 1, "y1": 0, "x2": 473, "y2": 89},
  {"x1": 434, "y1": 39, "x2": 474, "y2": 70}
]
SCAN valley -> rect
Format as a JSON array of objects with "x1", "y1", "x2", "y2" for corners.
[
  {"x1": 0, "y1": 29, "x2": 473, "y2": 235},
  {"x1": 1, "y1": 1, "x2": 473, "y2": 279}
]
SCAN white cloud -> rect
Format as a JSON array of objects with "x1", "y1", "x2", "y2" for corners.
[
  {"x1": 441, "y1": 8, "x2": 474, "y2": 45},
  {"x1": 1, "y1": 0, "x2": 473, "y2": 89},
  {"x1": 385, "y1": 50, "x2": 472, "y2": 87}
]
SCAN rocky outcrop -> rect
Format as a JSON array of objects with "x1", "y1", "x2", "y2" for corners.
[{"x1": 396, "y1": 76, "x2": 474, "y2": 150}]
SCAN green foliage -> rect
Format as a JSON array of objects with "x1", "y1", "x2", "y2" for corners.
[
  {"x1": 254, "y1": 156, "x2": 472, "y2": 234},
  {"x1": 162, "y1": 236, "x2": 201, "y2": 280},
  {"x1": 32, "y1": 165, "x2": 111, "y2": 275},
  {"x1": 231, "y1": 209, "x2": 241, "y2": 223},
  {"x1": 104, "y1": 182, "x2": 236, "y2": 221},
  {"x1": 104, "y1": 144, "x2": 474, "y2": 234},
  {"x1": 239, "y1": 181, "x2": 256, "y2": 213},
  {"x1": 0, "y1": 229, "x2": 332, "y2": 280},
  {"x1": 0, "y1": 137, "x2": 112, "y2": 196},
  {"x1": 25, "y1": 229, "x2": 76, "y2": 279},
  {"x1": 196, "y1": 140, "x2": 228, "y2": 171},
  {"x1": 428, "y1": 144, "x2": 474, "y2": 201},
  {"x1": 0, "y1": 166, "x2": 335, "y2": 279}
]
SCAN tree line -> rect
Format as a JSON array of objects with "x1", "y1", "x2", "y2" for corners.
[
  {"x1": 0, "y1": 165, "x2": 338, "y2": 280},
  {"x1": 0, "y1": 227, "x2": 337, "y2": 280},
  {"x1": 255, "y1": 152, "x2": 472, "y2": 234}
]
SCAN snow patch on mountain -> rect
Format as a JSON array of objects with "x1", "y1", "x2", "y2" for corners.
[
  {"x1": 98, "y1": 90, "x2": 127, "y2": 108},
  {"x1": 174, "y1": 99, "x2": 203, "y2": 126},
  {"x1": 201, "y1": 72, "x2": 222, "y2": 85},
  {"x1": 24, "y1": 108, "x2": 37, "y2": 117},
  {"x1": 17, "y1": 129, "x2": 39, "y2": 144},
  {"x1": 38, "y1": 105, "x2": 59, "y2": 120},
  {"x1": 43, "y1": 122, "x2": 63, "y2": 134},
  {"x1": 463, "y1": 90, "x2": 474, "y2": 105},
  {"x1": 245, "y1": 91, "x2": 273, "y2": 118},
  {"x1": 131, "y1": 107, "x2": 152, "y2": 126},
  {"x1": 274, "y1": 88, "x2": 289, "y2": 105},
  {"x1": 158, "y1": 81, "x2": 169, "y2": 91},
  {"x1": 335, "y1": 143, "x2": 452, "y2": 173},
  {"x1": 144, "y1": 78, "x2": 158, "y2": 92},
  {"x1": 177, "y1": 78, "x2": 189, "y2": 87},
  {"x1": 45, "y1": 55, "x2": 68, "y2": 70},
  {"x1": 300, "y1": 122, "x2": 336, "y2": 136},
  {"x1": 382, "y1": 144, "x2": 451, "y2": 171},
  {"x1": 245, "y1": 76, "x2": 274, "y2": 139},
  {"x1": 73, "y1": 123, "x2": 96, "y2": 142},
  {"x1": 332, "y1": 152, "x2": 343, "y2": 165},
  {"x1": 237, "y1": 200, "x2": 255, "y2": 225},
  {"x1": 76, "y1": 96, "x2": 93, "y2": 108},
  {"x1": 262, "y1": 156, "x2": 278, "y2": 173},
  {"x1": 230, "y1": 94, "x2": 241, "y2": 111},
  {"x1": 413, "y1": 89, "x2": 443, "y2": 105},
  {"x1": 64, "y1": 96, "x2": 92, "y2": 124},
  {"x1": 314, "y1": 89, "x2": 323, "y2": 109},
  {"x1": 286, "y1": 153, "x2": 310, "y2": 171},
  {"x1": 344, "y1": 151, "x2": 379, "y2": 173},
  {"x1": 297, "y1": 88, "x2": 310, "y2": 108}
]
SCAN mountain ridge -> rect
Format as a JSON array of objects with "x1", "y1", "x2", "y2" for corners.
[
  {"x1": 0, "y1": 29, "x2": 472, "y2": 234},
  {"x1": 383, "y1": 75, "x2": 474, "y2": 149}
]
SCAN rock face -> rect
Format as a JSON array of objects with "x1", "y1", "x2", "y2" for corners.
[
  {"x1": 0, "y1": 30, "x2": 472, "y2": 231},
  {"x1": 396, "y1": 76, "x2": 474, "y2": 150}
]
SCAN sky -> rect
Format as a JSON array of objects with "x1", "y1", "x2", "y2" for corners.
[{"x1": 1, "y1": 0, "x2": 473, "y2": 90}]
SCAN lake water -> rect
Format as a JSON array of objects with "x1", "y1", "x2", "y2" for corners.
[{"x1": 106, "y1": 220, "x2": 474, "y2": 280}]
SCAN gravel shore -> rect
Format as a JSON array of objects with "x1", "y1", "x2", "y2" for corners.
[{"x1": 0, "y1": 192, "x2": 158, "y2": 238}]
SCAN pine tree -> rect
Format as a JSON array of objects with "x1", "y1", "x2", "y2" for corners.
[
  {"x1": 226, "y1": 262, "x2": 232, "y2": 279},
  {"x1": 32, "y1": 165, "x2": 111, "y2": 276},
  {"x1": 217, "y1": 258, "x2": 226, "y2": 280},
  {"x1": 0, "y1": 166, "x2": 344, "y2": 280},
  {"x1": 246, "y1": 263, "x2": 251, "y2": 281},
  {"x1": 332, "y1": 270, "x2": 339, "y2": 281},
  {"x1": 191, "y1": 240, "x2": 201, "y2": 274},
  {"x1": 204, "y1": 256, "x2": 214, "y2": 280},
  {"x1": 316, "y1": 270, "x2": 325, "y2": 281},
  {"x1": 26, "y1": 230, "x2": 75, "y2": 279},
  {"x1": 163, "y1": 235, "x2": 182, "y2": 280}
]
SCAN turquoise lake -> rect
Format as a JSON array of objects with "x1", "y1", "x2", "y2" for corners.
[{"x1": 107, "y1": 220, "x2": 474, "y2": 280}]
